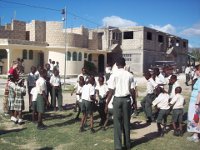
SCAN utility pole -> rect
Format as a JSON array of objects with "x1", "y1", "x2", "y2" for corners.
[{"x1": 61, "y1": 6, "x2": 67, "y2": 87}]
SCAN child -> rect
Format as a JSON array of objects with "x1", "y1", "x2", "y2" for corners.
[
  {"x1": 30, "y1": 86, "x2": 38, "y2": 123},
  {"x1": 14, "y1": 78, "x2": 26, "y2": 125},
  {"x1": 50, "y1": 69, "x2": 63, "y2": 111},
  {"x1": 27, "y1": 66, "x2": 38, "y2": 111},
  {"x1": 71, "y1": 76, "x2": 85, "y2": 120},
  {"x1": 152, "y1": 86, "x2": 170, "y2": 137},
  {"x1": 140, "y1": 71, "x2": 158, "y2": 123},
  {"x1": 95, "y1": 75, "x2": 109, "y2": 126},
  {"x1": 35, "y1": 69, "x2": 49, "y2": 130},
  {"x1": 169, "y1": 87, "x2": 185, "y2": 136},
  {"x1": 8, "y1": 75, "x2": 17, "y2": 123},
  {"x1": 80, "y1": 76, "x2": 96, "y2": 133}
]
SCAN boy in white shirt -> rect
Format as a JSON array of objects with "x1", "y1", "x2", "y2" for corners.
[
  {"x1": 71, "y1": 76, "x2": 85, "y2": 120},
  {"x1": 50, "y1": 69, "x2": 63, "y2": 111},
  {"x1": 35, "y1": 69, "x2": 49, "y2": 130},
  {"x1": 80, "y1": 76, "x2": 96, "y2": 133},
  {"x1": 30, "y1": 86, "x2": 38, "y2": 123},
  {"x1": 170, "y1": 87, "x2": 185, "y2": 136},
  {"x1": 152, "y1": 86, "x2": 170, "y2": 137},
  {"x1": 96, "y1": 75, "x2": 109, "y2": 127},
  {"x1": 141, "y1": 71, "x2": 158, "y2": 123}
]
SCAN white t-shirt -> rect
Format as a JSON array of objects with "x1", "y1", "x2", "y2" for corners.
[
  {"x1": 95, "y1": 84, "x2": 109, "y2": 99},
  {"x1": 170, "y1": 81, "x2": 180, "y2": 99},
  {"x1": 76, "y1": 85, "x2": 83, "y2": 102},
  {"x1": 30, "y1": 87, "x2": 38, "y2": 102},
  {"x1": 36, "y1": 77, "x2": 47, "y2": 94},
  {"x1": 155, "y1": 73, "x2": 167, "y2": 85},
  {"x1": 170, "y1": 93, "x2": 185, "y2": 109},
  {"x1": 81, "y1": 84, "x2": 95, "y2": 102},
  {"x1": 146, "y1": 78, "x2": 158, "y2": 94},
  {"x1": 152, "y1": 93, "x2": 170, "y2": 110},
  {"x1": 50, "y1": 75, "x2": 61, "y2": 86},
  {"x1": 108, "y1": 68, "x2": 135, "y2": 97}
]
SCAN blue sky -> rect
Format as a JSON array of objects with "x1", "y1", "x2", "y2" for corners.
[{"x1": 0, "y1": 0, "x2": 200, "y2": 47}]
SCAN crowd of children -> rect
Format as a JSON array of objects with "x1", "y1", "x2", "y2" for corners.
[{"x1": 4, "y1": 57, "x2": 200, "y2": 148}]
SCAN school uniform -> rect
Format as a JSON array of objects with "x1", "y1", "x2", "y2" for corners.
[
  {"x1": 169, "y1": 81, "x2": 180, "y2": 99},
  {"x1": 75, "y1": 84, "x2": 83, "y2": 119},
  {"x1": 14, "y1": 85, "x2": 26, "y2": 111},
  {"x1": 36, "y1": 77, "x2": 47, "y2": 113},
  {"x1": 170, "y1": 93, "x2": 185, "y2": 123},
  {"x1": 27, "y1": 72, "x2": 38, "y2": 95},
  {"x1": 50, "y1": 74, "x2": 63, "y2": 110},
  {"x1": 141, "y1": 77, "x2": 158, "y2": 121},
  {"x1": 152, "y1": 93, "x2": 170, "y2": 124},
  {"x1": 46, "y1": 70, "x2": 53, "y2": 105},
  {"x1": 155, "y1": 73, "x2": 167, "y2": 85},
  {"x1": 108, "y1": 68, "x2": 135, "y2": 150},
  {"x1": 81, "y1": 83, "x2": 95, "y2": 115},
  {"x1": 8, "y1": 81, "x2": 16, "y2": 111},
  {"x1": 30, "y1": 87, "x2": 38, "y2": 112},
  {"x1": 96, "y1": 83, "x2": 109, "y2": 125}
]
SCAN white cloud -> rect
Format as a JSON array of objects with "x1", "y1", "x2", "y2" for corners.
[
  {"x1": 149, "y1": 24, "x2": 176, "y2": 34},
  {"x1": 181, "y1": 23, "x2": 200, "y2": 37},
  {"x1": 102, "y1": 16, "x2": 138, "y2": 27}
]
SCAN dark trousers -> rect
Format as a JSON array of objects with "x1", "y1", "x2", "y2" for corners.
[
  {"x1": 113, "y1": 96, "x2": 131, "y2": 150},
  {"x1": 185, "y1": 74, "x2": 190, "y2": 85},
  {"x1": 140, "y1": 93, "x2": 156, "y2": 120},
  {"x1": 52, "y1": 87, "x2": 62, "y2": 110},
  {"x1": 46, "y1": 82, "x2": 52, "y2": 106},
  {"x1": 98, "y1": 99, "x2": 106, "y2": 124}
]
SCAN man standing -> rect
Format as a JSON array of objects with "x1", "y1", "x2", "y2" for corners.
[{"x1": 105, "y1": 57, "x2": 135, "y2": 150}]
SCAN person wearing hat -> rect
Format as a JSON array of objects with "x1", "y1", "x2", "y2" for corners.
[{"x1": 105, "y1": 57, "x2": 135, "y2": 150}]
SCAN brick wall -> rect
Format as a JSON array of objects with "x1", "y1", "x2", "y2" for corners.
[
  {"x1": 0, "y1": 30, "x2": 26, "y2": 40},
  {"x1": 12, "y1": 20, "x2": 26, "y2": 31}
]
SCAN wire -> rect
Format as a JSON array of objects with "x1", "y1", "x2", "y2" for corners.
[{"x1": 0, "y1": 0, "x2": 101, "y2": 27}]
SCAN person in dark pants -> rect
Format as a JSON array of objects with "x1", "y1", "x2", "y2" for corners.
[
  {"x1": 50, "y1": 69, "x2": 63, "y2": 111},
  {"x1": 96, "y1": 75, "x2": 109, "y2": 126},
  {"x1": 105, "y1": 57, "x2": 135, "y2": 150},
  {"x1": 140, "y1": 71, "x2": 158, "y2": 123}
]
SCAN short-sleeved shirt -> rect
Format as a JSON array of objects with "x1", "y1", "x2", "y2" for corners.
[
  {"x1": 8, "y1": 67, "x2": 19, "y2": 82},
  {"x1": 108, "y1": 68, "x2": 135, "y2": 97},
  {"x1": 27, "y1": 72, "x2": 38, "y2": 87},
  {"x1": 155, "y1": 73, "x2": 166, "y2": 85},
  {"x1": 50, "y1": 75, "x2": 61, "y2": 86},
  {"x1": 76, "y1": 85, "x2": 83, "y2": 102},
  {"x1": 170, "y1": 93, "x2": 185, "y2": 109},
  {"x1": 81, "y1": 84, "x2": 95, "y2": 102},
  {"x1": 36, "y1": 77, "x2": 47, "y2": 94},
  {"x1": 146, "y1": 78, "x2": 158, "y2": 94},
  {"x1": 95, "y1": 84, "x2": 109, "y2": 99},
  {"x1": 152, "y1": 93, "x2": 170, "y2": 110},
  {"x1": 30, "y1": 87, "x2": 38, "y2": 102},
  {"x1": 169, "y1": 81, "x2": 180, "y2": 99}
]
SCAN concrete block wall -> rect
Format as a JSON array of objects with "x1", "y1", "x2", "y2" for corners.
[
  {"x1": 26, "y1": 21, "x2": 34, "y2": 41},
  {"x1": 35, "y1": 21, "x2": 46, "y2": 42},
  {"x1": 119, "y1": 27, "x2": 143, "y2": 50},
  {"x1": 12, "y1": 20, "x2": 26, "y2": 31},
  {"x1": 46, "y1": 21, "x2": 65, "y2": 46},
  {"x1": 0, "y1": 30, "x2": 26, "y2": 40}
]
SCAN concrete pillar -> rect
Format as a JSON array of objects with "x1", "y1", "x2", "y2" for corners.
[{"x1": 6, "y1": 48, "x2": 12, "y2": 73}]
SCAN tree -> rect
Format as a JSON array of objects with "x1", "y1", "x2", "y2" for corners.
[{"x1": 190, "y1": 48, "x2": 200, "y2": 63}]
